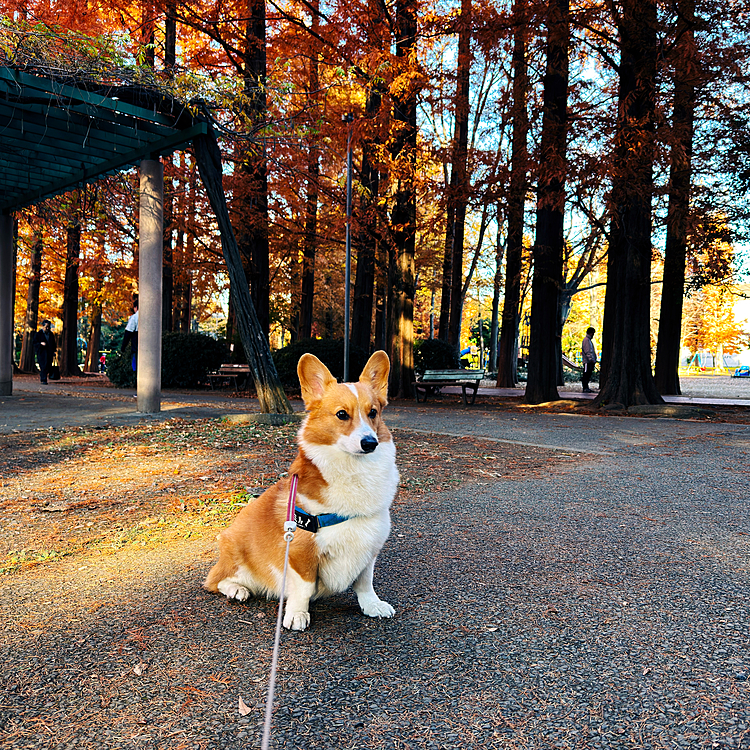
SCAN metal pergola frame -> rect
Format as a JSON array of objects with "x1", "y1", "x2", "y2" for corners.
[
  {"x1": 0, "y1": 66, "x2": 207, "y2": 212},
  {"x1": 0, "y1": 66, "x2": 208, "y2": 408}
]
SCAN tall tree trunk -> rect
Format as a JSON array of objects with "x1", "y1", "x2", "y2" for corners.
[
  {"x1": 193, "y1": 128, "x2": 292, "y2": 414},
  {"x1": 85, "y1": 222, "x2": 105, "y2": 374},
  {"x1": 162, "y1": 6, "x2": 177, "y2": 332},
  {"x1": 141, "y1": 0, "x2": 156, "y2": 67},
  {"x1": 496, "y1": 0, "x2": 528, "y2": 388},
  {"x1": 438, "y1": 205, "x2": 453, "y2": 341},
  {"x1": 298, "y1": 1, "x2": 320, "y2": 341},
  {"x1": 226, "y1": 289, "x2": 236, "y2": 355},
  {"x1": 597, "y1": 0, "x2": 663, "y2": 406},
  {"x1": 19, "y1": 234, "x2": 42, "y2": 373},
  {"x1": 525, "y1": 0, "x2": 569, "y2": 405},
  {"x1": 388, "y1": 0, "x2": 419, "y2": 398},
  {"x1": 289, "y1": 238, "x2": 300, "y2": 342},
  {"x1": 654, "y1": 0, "x2": 697, "y2": 395},
  {"x1": 165, "y1": 0, "x2": 176, "y2": 73},
  {"x1": 163, "y1": 157, "x2": 174, "y2": 333},
  {"x1": 237, "y1": 0, "x2": 270, "y2": 339},
  {"x1": 351, "y1": 82, "x2": 384, "y2": 353},
  {"x1": 85, "y1": 302, "x2": 102, "y2": 373},
  {"x1": 183, "y1": 170, "x2": 196, "y2": 331},
  {"x1": 60, "y1": 194, "x2": 81, "y2": 377},
  {"x1": 446, "y1": 0, "x2": 473, "y2": 349},
  {"x1": 374, "y1": 266, "x2": 387, "y2": 351},
  {"x1": 298, "y1": 146, "x2": 318, "y2": 339}
]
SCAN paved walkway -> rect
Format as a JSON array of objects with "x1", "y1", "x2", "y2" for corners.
[
  {"x1": 0, "y1": 376, "x2": 305, "y2": 433},
  {"x1": 3, "y1": 373, "x2": 749, "y2": 434}
]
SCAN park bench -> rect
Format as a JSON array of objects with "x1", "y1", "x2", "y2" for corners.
[
  {"x1": 413, "y1": 368, "x2": 485, "y2": 405},
  {"x1": 207, "y1": 363, "x2": 252, "y2": 392}
]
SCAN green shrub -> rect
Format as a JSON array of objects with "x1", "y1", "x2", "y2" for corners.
[
  {"x1": 272, "y1": 338, "x2": 369, "y2": 388},
  {"x1": 413, "y1": 338, "x2": 459, "y2": 375},
  {"x1": 161, "y1": 332, "x2": 228, "y2": 388},
  {"x1": 107, "y1": 349, "x2": 137, "y2": 388},
  {"x1": 106, "y1": 332, "x2": 228, "y2": 389}
]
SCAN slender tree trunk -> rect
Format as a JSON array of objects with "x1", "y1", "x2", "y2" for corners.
[
  {"x1": 226, "y1": 289, "x2": 236, "y2": 354},
  {"x1": 165, "y1": 0, "x2": 176, "y2": 73},
  {"x1": 446, "y1": 0, "x2": 473, "y2": 349},
  {"x1": 351, "y1": 84, "x2": 384, "y2": 353},
  {"x1": 654, "y1": 0, "x2": 697, "y2": 395},
  {"x1": 299, "y1": 144, "x2": 318, "y2": 339},
  {"x1": 19, "y1": 234, "x2": 42, "y2": 373},
  {"x1": 597, "y1": 0, "x2": 663, "y2": 406},
  {"x1": 163, "y1": 157, "x2": 174, "y2": 333},
  {"x1": 525, "y1": 0, "x2": 569, "y2": 405},
  {"x1": 85, "y1": 303, "x2": 102, "y2": 373},
  {"x1": 236, "y1": 0, "x2": 270, "y2": 339},
  {"x1": 60, "y1": 194, "x2": 81, "y2": 377},
  {"x1": 438, "y1": 206, "x2": 453, "y2": 341},
  {"x1": 162, "y1": 8, "x2": 176, "y2": 332},
  {"x1": 289, "y1": 238, "x2": 300, "y2": 342},
  {"x1": 374, "y1": 268, "x2": 387, "y2": 351},
  {"x1": 497, "y1": 0, "x2": 528, "y2": 388},
  {"x1": 388, "y1": 0, "x2": 419, "y2": 398},
  {"x1": 299, "y1": 2, "x2": 320, "y2": 341},
  {"x1": 141, "y1": 0, "x2": 156, "y2": 67}
]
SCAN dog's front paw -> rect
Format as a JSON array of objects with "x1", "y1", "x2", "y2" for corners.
[
  {"x1": 218, "y1": 581, "x2": 250, "y2": 602},
  {"x1": 359, "y1": 597, "x2": 395, "y2": 619},
  {"x1": 283, "y1": 610, "x2": 311, "y2": 631}
]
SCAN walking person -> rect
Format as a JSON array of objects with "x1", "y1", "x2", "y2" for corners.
[
  {"x1": 581, "y1": 327, "x2": 597, "y2": 393},
  {"x1": 33, "y1": 320, "x2": 57, "y2": 384},
  {"x1": 121, "y1": 299, "x2": 139, "y2": 372}
]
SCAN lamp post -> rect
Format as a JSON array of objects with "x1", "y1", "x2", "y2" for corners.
[{"x1": 343, "y1": 112, "x2": 354, "y2": 382}]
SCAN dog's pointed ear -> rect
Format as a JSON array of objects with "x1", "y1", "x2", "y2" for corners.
[
  {"x1": 298, "y1": 354, "x2": 337, "y2": 407},
  {"x1": 359, "y1": 351, "x2": 390, "y2": 403}
]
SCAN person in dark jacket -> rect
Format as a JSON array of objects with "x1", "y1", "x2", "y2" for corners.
[
  {"x1": 33, "y1": 320, "x2": 57, "y2": 384},
  {"x1": 581, "y1": 327, "x2": 597, "y2": 393}
]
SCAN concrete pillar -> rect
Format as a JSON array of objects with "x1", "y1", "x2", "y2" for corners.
[
  {"x1": 138, "y1": 159, "x2": 164, "y2": 413},
  {"x1": 0, "y1": 214, "x2": 13, "y2": 397}
]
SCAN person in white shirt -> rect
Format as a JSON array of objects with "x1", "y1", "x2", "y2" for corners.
[
  {"x1": 121, "y1": 300, "x2": 139, "y2": 372},
  {"x1": 581, "y1": 327, "x2": 597, "y2": 393}
]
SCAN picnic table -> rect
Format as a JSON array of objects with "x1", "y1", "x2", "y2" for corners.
[{"x1": 413, "y1": 368, "x2": 485, "y2": 405}]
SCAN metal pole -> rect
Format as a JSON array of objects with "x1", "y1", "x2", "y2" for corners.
[{"x1": 343, "y1": 113, "x2": 354, "y2": 382}]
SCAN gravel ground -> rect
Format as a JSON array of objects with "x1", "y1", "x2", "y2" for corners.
[{"x1": 1, "y1": 389, "x2": 750, "y2": 749}]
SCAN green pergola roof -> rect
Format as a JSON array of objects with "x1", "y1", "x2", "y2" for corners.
[{"x1": 0, "y1": 66, "x2": 208, "y2": 212}]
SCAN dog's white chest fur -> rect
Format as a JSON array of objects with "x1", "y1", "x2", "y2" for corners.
[{"x1": 298, "y1": 437, "x2": 399, "y2": 595}]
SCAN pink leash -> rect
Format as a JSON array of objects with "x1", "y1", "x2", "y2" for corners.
[{"x1": 260, "y1": 474, "x2": 299, "y2": 750}]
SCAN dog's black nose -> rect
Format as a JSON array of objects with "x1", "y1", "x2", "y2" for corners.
[{"x1": 360, "y1": 436, "x2": 378, "y2": 454}]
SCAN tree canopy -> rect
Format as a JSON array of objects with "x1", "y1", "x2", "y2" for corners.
[{"x1": 4, "y1": 0, "x2": 750, "y2": 405}]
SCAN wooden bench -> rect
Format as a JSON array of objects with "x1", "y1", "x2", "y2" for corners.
[
  {"x1": 207, "y1": 364, "x2": 252, "y2": 392},
  {"x1": 413, "y1": 369, "x2": 485, "y2": 405}
]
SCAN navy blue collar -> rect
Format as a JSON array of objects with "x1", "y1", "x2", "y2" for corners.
[{"x1": 293, "y1": 506, "x2": 349, "y2": 533}]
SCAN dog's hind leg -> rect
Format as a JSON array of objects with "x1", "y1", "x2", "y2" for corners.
[
  {"x1": 352, "y1": 557, "x2": 395, "y2": 619},
  {"x1": 211, "y1": 565, "x2": 263, "y2": 602}
]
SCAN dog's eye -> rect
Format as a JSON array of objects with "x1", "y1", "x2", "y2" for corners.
[
  {"x1": 368, "y1": 408, "x2": 377, "y2": 419},
  {"x1": 336, "y1": 410, "x2": 349, "y2": 421}
]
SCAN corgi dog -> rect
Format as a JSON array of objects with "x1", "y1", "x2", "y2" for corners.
[{"x1": 204, "y1": 351, "x2": 399, "y2": 630}]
